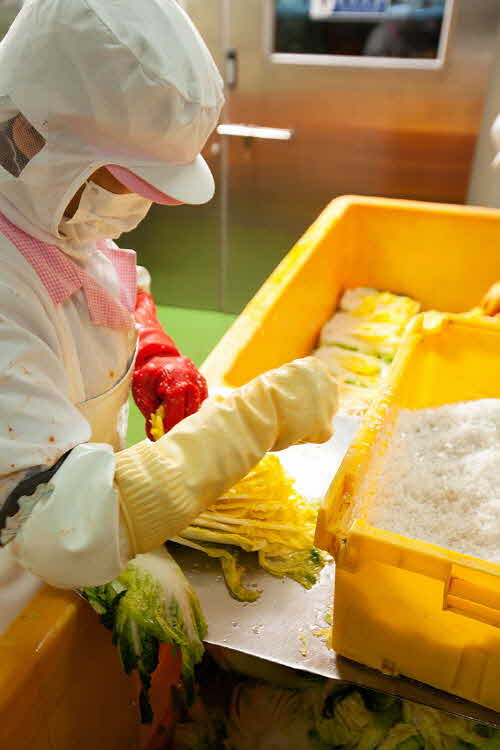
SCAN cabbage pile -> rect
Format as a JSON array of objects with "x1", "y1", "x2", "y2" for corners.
[
  {"x1": 173, "y1": 678, "x2": 500, "y2": 750},
  {"x1": 314, "y1": 287, "x2": 421, "y2": 414}
]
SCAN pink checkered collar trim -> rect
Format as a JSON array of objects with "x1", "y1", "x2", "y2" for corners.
[{"x1": 0, "y1": 213, "x2": 136, "y2": 330}]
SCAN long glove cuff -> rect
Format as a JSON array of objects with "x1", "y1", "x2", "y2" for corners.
[
  {"x1": 134, "y1": 291, "x2": 180, "y2": 368},
  {"x1": 115, "y1": 440, "x2": 191, "y2": 555}
]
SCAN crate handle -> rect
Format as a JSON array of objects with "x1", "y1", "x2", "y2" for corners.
[{"x1": 444, "y1": 576, "x2": 500, "y2": 628}]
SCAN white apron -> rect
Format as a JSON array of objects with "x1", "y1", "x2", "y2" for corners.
[{"x1": 0, "y1": 356, "x2": 134, "y2": 633}]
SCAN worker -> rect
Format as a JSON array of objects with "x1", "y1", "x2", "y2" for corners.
[{"x1": 0, "y1": 0, "x2": 337, "y2": 633}]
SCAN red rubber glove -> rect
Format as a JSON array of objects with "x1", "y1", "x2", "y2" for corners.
[
  {"x1": 133, "y1": 291, "x2": 208, "y2": 439},
  {"x1": 134, "y1": 290, "x2": 180, "y2": 367},
  {"x1": 133, "y1": 355, "x2": 208, "y2": 439}
]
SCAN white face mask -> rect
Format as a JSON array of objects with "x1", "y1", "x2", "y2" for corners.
[{"x1": 59, "y1": 181, "x2": 152, "y2": 251}]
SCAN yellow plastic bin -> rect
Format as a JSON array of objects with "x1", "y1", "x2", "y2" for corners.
[
  {"x1": 0, "y1": 585, "x2": 181, "y2": 750},
  {"x1": 316, "y1": 313, "x2": 500, "y2": 712}
]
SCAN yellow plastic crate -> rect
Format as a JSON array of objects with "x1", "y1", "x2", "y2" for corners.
[
  {"x1": 203, "y1": 195, "x2": 500, "y2": 388},
  {"x1": 317, "y1": 314, "x2": 500, "y2": 712}
]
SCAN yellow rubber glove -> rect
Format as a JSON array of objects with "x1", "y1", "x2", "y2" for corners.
[{"x1": 115, "y1": 357, "x2": 337, "y2": 556}]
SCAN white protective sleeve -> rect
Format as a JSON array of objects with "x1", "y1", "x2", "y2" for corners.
[{"x1": 12, "y1": 445, "x2": 128, "y2": 588}]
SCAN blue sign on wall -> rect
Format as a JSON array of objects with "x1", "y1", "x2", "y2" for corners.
[{"x1": 333, "y1": 0, "x2": 389, "y2": 11}]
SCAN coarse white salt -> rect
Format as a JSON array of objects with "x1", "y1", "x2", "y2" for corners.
[{"x1": 366, "y1": 399, "x2": 500, "y2": 564}]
